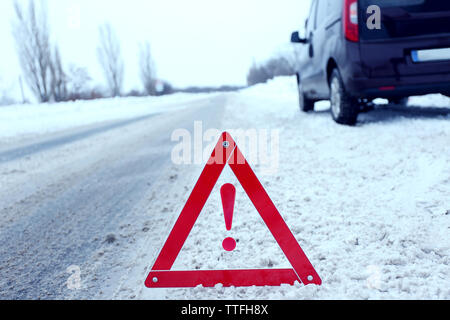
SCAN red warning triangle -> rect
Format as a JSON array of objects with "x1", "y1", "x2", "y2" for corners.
[{"x1": 145, "y1": 132, "x2": 321, "y2": 288}]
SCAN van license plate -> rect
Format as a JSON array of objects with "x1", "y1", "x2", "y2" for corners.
[{"x1": 412, "y1": 48, "x2": 450, "y2": 62}]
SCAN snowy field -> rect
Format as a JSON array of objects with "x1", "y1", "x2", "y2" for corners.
[
  {"x1": 0, "y1": 92, "x2": 214, "y2": 141},
  {"x1": 126, "y1": 77, "x2": 450, "y2": 300},
  {"x1": 1, "y1": 77, "x2": 449, "y2": 300}
]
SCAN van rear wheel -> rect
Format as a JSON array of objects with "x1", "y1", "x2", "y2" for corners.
[{"x1": 329, "y1": 69, "x2": 359, "y2": 126}]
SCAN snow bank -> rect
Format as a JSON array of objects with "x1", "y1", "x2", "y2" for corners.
[
  {"x1": 0, "y1": 93, "x2": 214, "y2": 140},
  {"x1": 408, "y1": 94, "x2": 450, "y2": 108},
  {"x1": 135, "y1": 76, "x2": 450, "y2": 300},
  {"x1": 243, "y1": 76, "x2": 450, "y2": 108},
  {"x1": 2, "y1": 77, "x2": 447, "y2": 141}
]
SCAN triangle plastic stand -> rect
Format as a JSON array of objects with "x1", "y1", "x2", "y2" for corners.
[{"x1": 145, "y1": 132, "x2": 321, "y2": 288}]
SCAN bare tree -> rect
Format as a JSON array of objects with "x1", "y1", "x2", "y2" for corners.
[
  {"x1": 67, "y1": 65, "x2": 92, "y2": 100},
  {"x1": 139, "y1": 41, "x2": 156, "y2": 95},
  {"x1": 50, "y1": 46, "x2": 68, "y2": 102},
  {"x1": 97, "y1": 23, "x2": 124, "y2": 97},
  {"x1": 247, "y1": 55, "x2": 296, "y2": 86},
  {"x1": 12, "y1": 0, "x2": 53, "y2": 103}
]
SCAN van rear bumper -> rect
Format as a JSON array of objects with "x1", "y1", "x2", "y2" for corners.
[{"x1": 344, "y1": 73, "x2": 450, "y2": 99}]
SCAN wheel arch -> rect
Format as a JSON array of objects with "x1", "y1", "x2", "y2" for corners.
[{"x1": 326, "y1": 58, "x2": 339, "y2": 86}]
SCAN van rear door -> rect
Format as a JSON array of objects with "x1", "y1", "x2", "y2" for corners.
[{"x1": 358, "y1": 0, "x2": 450, "y2": 78}]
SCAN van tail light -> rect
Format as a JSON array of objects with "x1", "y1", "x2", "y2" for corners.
[{"x1": 344, "y1": 0, "x2": 359, "y2": 42}]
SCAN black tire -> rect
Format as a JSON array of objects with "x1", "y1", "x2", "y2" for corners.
[
  {"x1": 329, "y1": 69, "x2": 359, "y2": 126},
  {"x1": 297, "y1": 76, "x2": 315, "y2": 112}
]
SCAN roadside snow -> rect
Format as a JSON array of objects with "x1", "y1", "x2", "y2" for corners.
[
  {"x1": 132, "y1": 77, "x2": 450, "y2": 300},
  {"x1": 0, "y1": 93, "x2": 214, "y2": 141},
  {"x1": 409, "y1": 94, "x2": 450, "y2": 108},
  {"x1": 4, "y1": 76, "x2": 448, "y2": 299}
]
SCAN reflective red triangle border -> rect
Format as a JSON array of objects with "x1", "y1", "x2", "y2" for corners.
[{"x1": 145, "y1": 132, "x2": 322, "y2": 288}]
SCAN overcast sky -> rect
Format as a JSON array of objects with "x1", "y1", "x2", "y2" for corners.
[{"x1": 0, "y1": 0, "x2": 311, "y2": 100}]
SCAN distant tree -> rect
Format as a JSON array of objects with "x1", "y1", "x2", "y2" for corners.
[
  {"x1": 152, "y1": 79, "x2": 173, "y2": 96},
  {"x1": 265, "y1": 56, "x2": 294, "y2": 77},
  {"x1": 97, "y1": 23, "x2": 124, "y2": 97},
  {"x1": 125, "y1": 89, "x2": 144, "y2": 97},
  {"x1": 159, "y1": 80, "x2": 173, "y2": 96},
  {"x1": 49, "y1": 46, "x2": 68, "y2": 102},
  {"x1": 87, "y1": 86, "x2": 106, "y2": 100},
  {"x1": 247, "y1": 55, "x2": 297, "y2": 86},
  {"x1": 139, "y1": 41, "x2": 156, "y2": 95},
  {"x1": 247, "y1": 61, "x2": 270, "y2": 86},
  {"x1": 12, "y1": 0, "x2": 53, "y2": 102},
  {"x1": 67, "y1": 65, "x2": 92, "y2": 100},
  {"x1": 172, "y1": 85, "x2": 245, "y2": 94}
]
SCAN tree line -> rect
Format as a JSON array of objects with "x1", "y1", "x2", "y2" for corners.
[
  {"x1": 7, "y1": 0, "x2": 299, "y2": 105},
  {"x1": 11, "y1": 0, "x2": 168, "y2": 104},
  {"x1": 246, "y1": 54, "x2": 298, "y2": 87}
]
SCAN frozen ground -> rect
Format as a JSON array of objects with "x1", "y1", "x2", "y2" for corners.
[
  {"x1": 129, "y1": 78, "x2": 450, "y2": 300},
  {"x1": 0, "y1": 92, "x2": 214, "y2": 141},
  {"x1": 0, "y1": 77, "x2": 449, "y2": 300}
]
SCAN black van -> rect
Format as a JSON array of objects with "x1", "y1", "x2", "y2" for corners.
[{"x1": 291, "y1": 0, "x2": 450, "y2": 125}]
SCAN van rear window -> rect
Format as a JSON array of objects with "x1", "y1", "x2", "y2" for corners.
[{"x1": 360, "y1": 0, "x2": 450, "y2": 40}]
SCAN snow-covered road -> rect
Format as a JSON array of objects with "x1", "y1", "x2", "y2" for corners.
[
  {"x1": 0, "y1": 94, "x2": 226, "y2": 299},
  {"x1": 0, "y1": 77, "x2": 449, "y2": 299}
]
